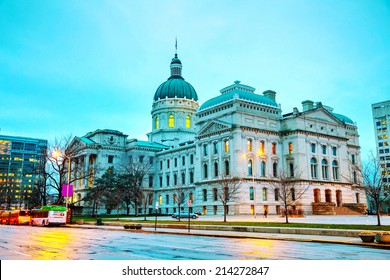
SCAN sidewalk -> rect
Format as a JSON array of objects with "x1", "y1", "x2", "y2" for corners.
[{"x1": 68, "y1": 221, "x2": 390, "y2": 249}]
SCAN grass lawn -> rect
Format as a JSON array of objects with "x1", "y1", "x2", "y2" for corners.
[{"x1": 72, "y1": 215, "x2": 390, "y2": 231}]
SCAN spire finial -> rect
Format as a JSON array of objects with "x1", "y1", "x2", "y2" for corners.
[{"x1": 175, "y1": 37, "x2": 178, "y2": 58}]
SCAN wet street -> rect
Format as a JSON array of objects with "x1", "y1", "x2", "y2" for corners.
[{"x1": 0, "y1": 225, "x2": 389, "y2": 260}]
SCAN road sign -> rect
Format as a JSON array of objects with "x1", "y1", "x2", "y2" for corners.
[
  {"x1": 187, "y1": 200, "x2": 192, "y2": 207},
  {"x1": 61, "y1": 184, "x2": 73, "y2": 197}
]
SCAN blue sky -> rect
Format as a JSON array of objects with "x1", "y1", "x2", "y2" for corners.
[{"x1": 1, "y1": 0, "x2": 390, "y2": 159}]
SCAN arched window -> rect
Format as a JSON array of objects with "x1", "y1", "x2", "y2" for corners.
[
  {"x1": 260, "y1": 161, "x2": 266, "y2": 177},
  {"x1": 155, "y1": 116, "x2": 159, "y2": 129},
  {"x1": 248, "y1": 159, "x2": 253, "y2": 176},
  {"x1": 186, "y1": 115, "x2": 191, "y2": 128},
  {"x1": 322, "y1": 159, "x2": 329, "y2": 180},
  {"x1": 325, "y1": 189, "x2": 332, "y2": 202},
  {"x1": 159, "y1": 195, "x2": 163, "y2": 205},
  {"x1": 311, "y1": 158, "x2": 318, "y2": 178},
  {"x1": 332, "y1": 160, "x2": 339, "y2": 181},
  {"x1": 168, "y1": 114, "x2": 174, "y2": 128},
  {"x1": 314, "y1": 188, "x2": 321, "y2": 203}
]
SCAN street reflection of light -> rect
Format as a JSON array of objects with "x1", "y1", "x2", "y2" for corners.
[
  {"x1": 238, "y1": 239, "x2": 277, "y2": 259},
  {"x1": 32, "y1": 229, "x2": 76, "y2": 260}
]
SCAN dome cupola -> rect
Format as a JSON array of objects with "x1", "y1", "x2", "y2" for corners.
[{"x1": 153, "y1": 48, "x2": 198, "y2": 101}]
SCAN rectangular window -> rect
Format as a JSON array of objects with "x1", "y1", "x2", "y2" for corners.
[
  {"x1": 262, "y1": 188, "x2": 267, "y2": 201},
  {"x1": 182, "y1": 156, "x2": 185, "y2": 166},
  {"x1": 311, "y1": 143, "x2": 316, "y2": 153},
  {"x1": 247, "y1": 139, "x2": 252, "y2": 152},
  {"x1": 148, "y1": 176, "x2": 153, "y2": 188},
  {"x1": 249, "y1": 187, "x2": 254, "y2": 200},
  {"x1": 332, "y1": 147, "x2": 337, "y2": 156},
  {"x1": 160, "y1": 161, "x2": 163, "y2": 170},
  {"x1": 203, "y1": 144, "x2": 208, "y2": 156},
  {"x1": 213, "y1": 188, "x2": 218, "y2": 201},
  {"x1": 190, "y1": 154, "x2": 194, "y2": 164},
  {"x1": 174, "y1": 158, "x2": 177, "y2": 167},
  {"x1": 224, "y1": 140, "x2": 229, "y2": 153},
  {"x1": 272, "y1": 143, "x2": 276, "y2": 154},
  {"x1": 203, "y1": 189, "x2": 207, "y2": 202},
  {"x1": 166, "y1": 175, "x2": 170, "y2": 186},
  {"x1": 260, "y1": 141, "x2": 265, "y2": 155},
  {"x1": 213, "y1": 142, "x2": 218, "y2": 154},
  {"x1": 159, "y1": 176, "x2": 162, "y2": 187},
  {"x1": 322, "y1": 145, "x2": 327, "y2": 155},
  {"x1": 108, "y1": 155, "x2": 114, "y2": 164},
  {"x1": 167, "y1": 159, "x2": 170, "y2": 168},
  {"x1": 149, "y1": 157, "x2": 154, "y2": 164},
  {"x1": 139, "y1": 155, "x2": 144, "y2": 163}
]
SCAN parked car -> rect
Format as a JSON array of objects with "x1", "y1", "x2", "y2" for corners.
[{"x1": 172, "y1": 212, "x2": 199, "y2": 219}]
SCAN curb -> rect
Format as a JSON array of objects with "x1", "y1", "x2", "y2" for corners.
[{"x1": 66, "y1": 223, "x2": 390, "y2": 249}]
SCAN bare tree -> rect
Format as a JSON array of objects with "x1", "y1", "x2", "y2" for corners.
[
  {"x1": 354, "y1": 151, "x2": 390, "y2": 226},
  {"x1": 213, "y1": 175, "x2": 242, "y2": 222},
  {"x1": 120, "y1": 159, "x2": 152, "y2": 216},
  {"x1": 269, "y1": 166, "x2": 308, "y2": 224},
  {"x1": 46, "y1": 135, "x2": 98, "y2": 205},
  {"x1": 172, "y1": 185, "x2": 189, "y2": 221}
]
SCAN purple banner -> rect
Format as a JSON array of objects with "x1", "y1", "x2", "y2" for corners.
[{"x1": 62, "y1": 184, "x2": 73, "y2": 197}]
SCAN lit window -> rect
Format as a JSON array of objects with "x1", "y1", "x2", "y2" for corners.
[
  {"x1": 186, "y1": 115, "x2": 191, "y2": 128},
  {"x1": 260, "y1": 141, "x2": 265, "y2": 155},
  {"x1": 247, "y1": 139, "x2": 252, "y2": 152},
  {"x1": 155, "y1": 116, "x2": 159, "y2": 129},
  {"x1": 168, "y1": 114, "x2": 175, "y2": 128},
  {"x1": 288, "y1": 142, "x2": 293, "y2": 154},
  {"x1": 224, "y1": 140, "x2": 229, "y2": 152}
]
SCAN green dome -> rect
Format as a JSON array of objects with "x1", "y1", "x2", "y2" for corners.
[
  {"x1": 199, "y1": 88, "x2": 278, "y2": 111},
  {"x1": 153, "y1": 54, "x2": 198, "y2": 101},
  {"x1": 332, "y1": 112, "x2": 354, "y2": 125},
  {"x1": 154, "y1": 77, "x2": 198, "y2": 101}
]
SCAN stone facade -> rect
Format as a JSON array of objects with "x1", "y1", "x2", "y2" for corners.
[{"x1": 69, "y1": 54, "x2": 366, "y2": 216}]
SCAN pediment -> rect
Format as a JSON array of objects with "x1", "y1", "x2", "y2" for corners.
[
  {"x1": 197, "y1": 120, "x2": 232, "y2": 137},
  {"x1": 303, "y1": 108, "x2": 343, "y2": 125}
]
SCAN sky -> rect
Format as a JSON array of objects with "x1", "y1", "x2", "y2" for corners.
[{"x1": 1, "y1": 0, "x2": 390, "y2": 159}]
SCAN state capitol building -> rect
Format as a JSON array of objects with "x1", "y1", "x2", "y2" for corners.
[{"x1": 69, "y1": 49, "x2": 366, "y2": 216}]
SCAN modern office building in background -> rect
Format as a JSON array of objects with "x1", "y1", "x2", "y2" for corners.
[
  {"x1": 0, "y1": 135, "x2": 47, "y2": 210},
  {"x1": 372, "y1": 100, "x2": 390, "y2": 213}
]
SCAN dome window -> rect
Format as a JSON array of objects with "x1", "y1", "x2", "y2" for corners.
[
  {"x1": 168, "y1": 114, "x2": 175, "y2": 128},
  {"x1": 186, "y1": 115, "x2": 191, "y2": 128}
]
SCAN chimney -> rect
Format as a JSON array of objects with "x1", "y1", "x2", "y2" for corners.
[
  {"x1": 302, "y1": 100, "x2": 314, "y2": 111},
  {"x1": 263, "y1": 90, "x2": 276, "y2": 101}
]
